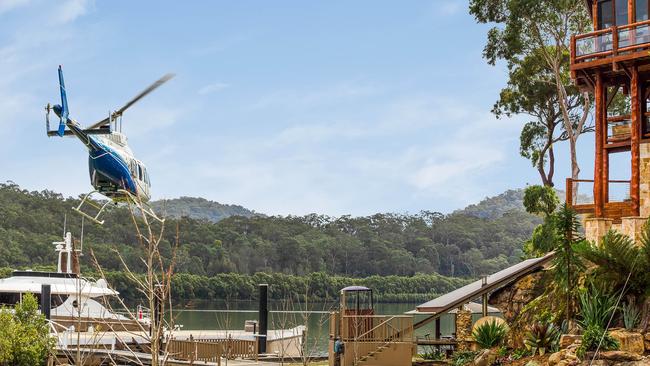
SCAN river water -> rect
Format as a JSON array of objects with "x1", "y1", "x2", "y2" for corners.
[{"x1": 173, "y1": 300, "x2": 496, "y2": 354}]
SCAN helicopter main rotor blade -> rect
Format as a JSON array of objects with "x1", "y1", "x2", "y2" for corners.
[{"x1": 86, "y1": 73, "x2": 175, "y2": 130}]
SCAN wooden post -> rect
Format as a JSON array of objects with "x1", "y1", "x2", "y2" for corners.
[
  {"x1": 629, "y1": 0, "x2": 635, "y2": 24},
  {"x1": 566, "y1": 178, "x2": 573, "y2": 207},
  {"x1": 595, "y1": 72, "x2": 605, "y2": 217},
  {"x1": 571, "y1": 35, "x2": 577, "y2": 80},
  {"x1": 631, "y1": 66, "x2": 641, "y2": 215}
]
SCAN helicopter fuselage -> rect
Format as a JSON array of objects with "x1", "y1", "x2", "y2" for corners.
[{"x1": 86, "y1": 132, "x2": 151, "y2": 203}]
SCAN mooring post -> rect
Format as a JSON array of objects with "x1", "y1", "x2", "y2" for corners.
[
  {"x1": 258, "y1": 284, "x2": 268, "y2": 354},
  {"x1": 41, "y1": 284, "x2": 51, "y2": 320}
]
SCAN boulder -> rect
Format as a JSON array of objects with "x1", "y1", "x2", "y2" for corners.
[
  {"x1": 609, "y1": 330, "x2": 645, "y2": 355},
  {"x1": 580, "y1": 361, "x2": 608, "y2": 366},
  {"x1": 549, "y1": 349, "x2": 578, "y2": 366},
  {"x1": 473, "y1": 348, "x2": 497, "y2": 366},
  {"x1": 598, "y1": 350, "x2": 642, "y2": 362},
  {"x1": 560, "y1": 334, "x2": 583, "y2": 349},
  {"x1": 616, "y1": 361, "x2": 650, "y2": 366}
]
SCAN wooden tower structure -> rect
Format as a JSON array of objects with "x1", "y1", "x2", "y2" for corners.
[{"x1": 569, "y1": 0, "x2": 650, "y2": 241}]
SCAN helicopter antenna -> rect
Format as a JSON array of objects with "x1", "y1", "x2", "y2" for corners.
[{"x1": 79, "y1": 216, "x2": 84, "y2": 255}]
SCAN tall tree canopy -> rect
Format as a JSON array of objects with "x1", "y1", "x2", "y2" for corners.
[{"x1": 470, "y1": 0, "x2": 593, "y2": 190}]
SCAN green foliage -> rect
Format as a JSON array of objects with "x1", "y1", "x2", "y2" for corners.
[
  {"x1": 523, "y1": 186, "x2": 559, "y2": 218},
  {"x1": 622, "y1": 301, "x2": 640, "y2": 330},
  {"x1": 524, "y1": 322, "x2": 559, "y2": 356},
  {"x1": 0, "y1": 182, "x2": 539, "y2": 281},
  {"x1": 470, "y1": 0, "x2": 592, "y2": 187},
  {"x1": 451, "y1": 351, "x2": 478, "y2": 366},
  {"x1": 44, "y1": 270, "x2": 467, "y2": 304},
  {"x1": 577, "y1": 284, "x2": 617, "y2": 330},
  {"x1": 510, "y1": 348, "x2": 528, "y2": 360},
  {"x1": 0, "y1": 293, "x2": 55, "y2": 366},
  {"x1": 576, "y1": 324, "x2": 619, "y2": 359},
  {"x1": 420, "y1": 350, "x2": 445, "y2": 361},
  {"x1": 576, "y1": 227, "x2": 650, "y2": 297},
  {"x1": 472, "y1": 320, "x2": 508, "y2": 349}
]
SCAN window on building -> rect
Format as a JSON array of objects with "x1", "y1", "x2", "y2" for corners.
[
  {"x1": 637, "y1": 0, "x2": 649, "y2": 21},
  {"x1": 616, "y1": 0, "x2": 629, "y2": 25},
  {"x1": 599, "y1": 0, "x2": 615, "y2": 28}
]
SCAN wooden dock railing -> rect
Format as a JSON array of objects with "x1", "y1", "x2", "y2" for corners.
[
  {"x1": 166, "y1": 339, "x2": 222, "y2": 364},
  {"x1": 167, "y1": 336, "x2": 258, "y2": 362}
]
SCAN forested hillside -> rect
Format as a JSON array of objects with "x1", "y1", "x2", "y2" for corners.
[
  {"x1": 0, "y1": 182, "x2": 539, "y2": 279},
  {"x1": 151, "y1": 196, "x2": 257, "y2": 222}
]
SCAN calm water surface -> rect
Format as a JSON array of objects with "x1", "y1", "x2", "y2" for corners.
[{"x1": 172, "y1": 300, "x2": 494, "y2": 354}]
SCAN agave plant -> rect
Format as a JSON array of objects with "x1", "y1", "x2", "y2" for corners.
[
  {"x1": 524, "y1": 321, "x2": 559, "y2": 355},
  {"x1": 622, "y1": 301, "x2": 640, "y2": 330},
  {"x1": 472, "y1": 320, "x2": 508, "y2": 349},
  {"x1": 577, "y1": 283, "x2": 617, "y2": 329}
]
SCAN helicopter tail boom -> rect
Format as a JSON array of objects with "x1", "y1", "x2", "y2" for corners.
[{"x1": 56, "y1": 65, "x2": 69, "y2": 137}]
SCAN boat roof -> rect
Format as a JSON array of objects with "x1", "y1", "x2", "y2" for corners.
[
  {"x1": 0, "y1": 271, "x2": 118, "y2": 297},
  {"x1": 341, "y1": 286, "x2": 371, "y2": 292}
]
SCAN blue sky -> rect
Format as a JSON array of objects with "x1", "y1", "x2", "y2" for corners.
[{"x1": 0, "y1": 0, "x2": 604, "y2": 216}]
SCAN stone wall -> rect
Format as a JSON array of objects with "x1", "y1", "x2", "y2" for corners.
[
  {"x1": 488, "y1": 270, "x2": 547, "y2": 348},
  {"x1": 640, "y1": 142, "x2": 650, "y2": 218},
  {"x1": 455, "y1": 308, "x2": 473, "y2": 352}
]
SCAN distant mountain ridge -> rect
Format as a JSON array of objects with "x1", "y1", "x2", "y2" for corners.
[
  {"x1": 151, "y1": 197, "x2": 257, "y2": 222},
  {"x1": 454, "y1": 189, "x2": 528, "y2": 219}
]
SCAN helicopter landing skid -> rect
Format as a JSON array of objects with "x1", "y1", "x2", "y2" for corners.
[
  {"x1": 72, "y1": 190, "x2": 112, "y2": 225},
  {"x1": 116, "y1": 189, "x2": 165, "y2": 224}
]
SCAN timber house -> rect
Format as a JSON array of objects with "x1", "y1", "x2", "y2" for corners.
[{"x1": 569, "y1": 0, "x2": 650, "y2": 241}]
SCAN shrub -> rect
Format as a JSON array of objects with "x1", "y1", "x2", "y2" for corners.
[
  {"x1": 420, "y1": 350, "x2": 445, "y2": 360},
  {"x1": 576, "y1": 324, "x2": 619, "y2": 359},
  {"x1": 472, "y1": 320, "x2": 508, "y2": 349},
  {"x1": 622, "y1": 301, "x2": 640, "y2": 330},
  {"x1": 578, "y1": 284, "x2": 617, "y2": 329},
  {"x1": 524, "y1": 321, "x2": 560, "y2": 355},
  {"x1": 451, "y1": 351, "x2": 478, "y2": 366},
  {"x1": 0, "y1": 293, "x2": 55, "y2": 365},
  {"x1": 510, "y1": 348, "x2": 528, "y2": 360}
]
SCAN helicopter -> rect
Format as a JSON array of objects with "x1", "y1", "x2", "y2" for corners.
[{"x1": 45, "y1": 65, "x2": 174, "y2": 225}]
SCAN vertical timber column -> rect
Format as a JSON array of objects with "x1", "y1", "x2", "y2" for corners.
[
  {"x1": 41, "y1": 284, "x2": 51, "y2": 320},
  {"x1": 595, "y1": 72, "x2": 605, "y2": 217},
  {"x1": 258, "y1": 283, "x2": 268, "y2": 354},
  {"x1": 631, "y1": 66, "x2": 641, "y2": 215}
]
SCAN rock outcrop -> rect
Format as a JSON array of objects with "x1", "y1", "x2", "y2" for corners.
[{"x1": 609, "y1": 329, "x2": 645, "y2": 355}]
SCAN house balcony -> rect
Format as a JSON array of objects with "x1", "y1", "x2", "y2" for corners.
[
  {"x1": 571, "y1": 20, "x2": 650, "y2": 75},
  {"x1": 565, "y1": 178, "x2": 635, "y2": 222}
]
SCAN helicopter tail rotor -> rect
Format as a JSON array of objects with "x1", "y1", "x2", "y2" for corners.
[{"x1": 56, "y1": 65, "x2": 69, "y2": 137}]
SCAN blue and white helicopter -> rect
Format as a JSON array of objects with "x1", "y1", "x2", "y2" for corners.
[{"x1": 45, "y1": 66, "x2": 173, "y2": 225}]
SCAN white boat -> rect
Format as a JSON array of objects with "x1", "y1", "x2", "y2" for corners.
[{"x1": 0, "y1": 232, "x2": 148, "y2": 332}]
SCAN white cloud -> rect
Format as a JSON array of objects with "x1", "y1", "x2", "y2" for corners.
[
  {"x1": 198, "y1": 82, "x2": 230, "y2": 95},
  {"x1": 121, "y1": 105, "x2": 183, "y2": 138},
  {"x1": 0, "y1": 0, "x2": 30, "y2": 15},
  {"x1": 437, "y1": 0, "x2": 463, "y2": 16},
  {"x1": 252, "y1": 81, "x2": 381, "y2": 110},
  {"x1": 165, "y1": 93, "x2": 519, "y2": 216},
  {"x1": 53, "y1": 0, "x2": 91, "y2": 24}
]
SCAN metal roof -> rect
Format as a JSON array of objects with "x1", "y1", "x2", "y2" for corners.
[
  {"x1": 415, "y1": 252, "x2": 554, "y2": 314},
  {"x1": 405, "y1": 302, "x2": 500, "y2": 315},
  {"x1": 341, "y1": 285, "x2": 371, "y2": 292}
]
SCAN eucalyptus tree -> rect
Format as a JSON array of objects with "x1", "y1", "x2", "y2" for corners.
[{"x1": 470, "y1": 0, "x2": 593, "y2": 193}]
